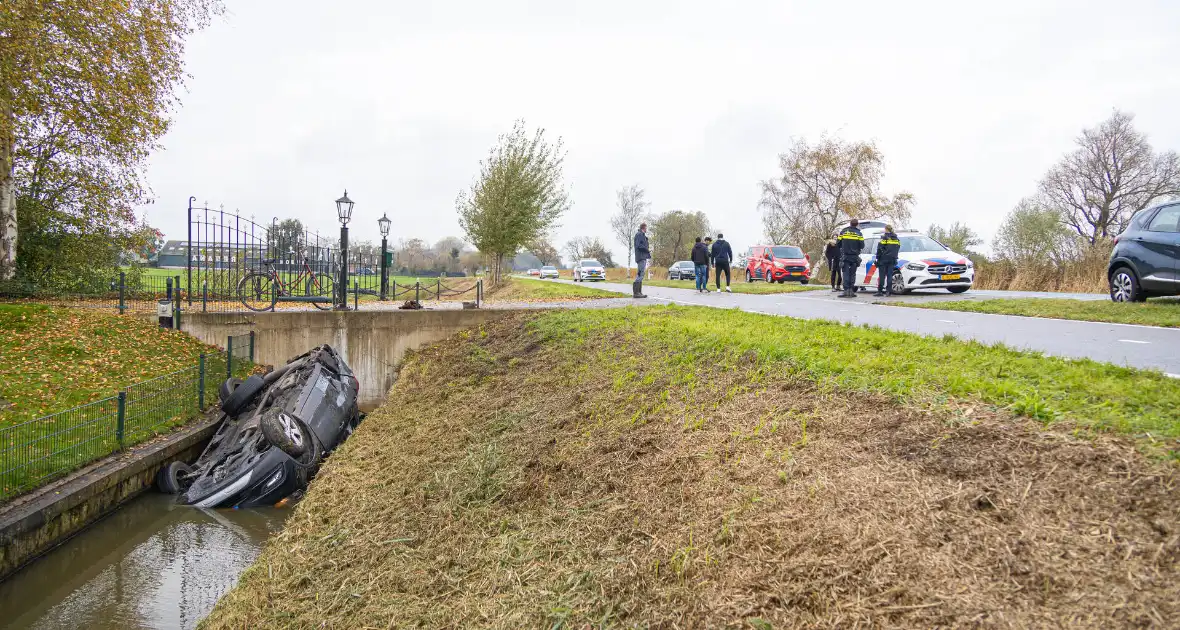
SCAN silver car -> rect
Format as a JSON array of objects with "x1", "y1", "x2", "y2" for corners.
[{"x1": 573, "y1": 259, "x2": 606, "y2": 282}]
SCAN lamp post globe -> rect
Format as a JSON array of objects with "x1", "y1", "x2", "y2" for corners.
[{"x1": 378, "y1": 213, "x2": 391, "y2": 300}]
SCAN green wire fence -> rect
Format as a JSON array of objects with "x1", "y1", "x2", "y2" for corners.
[{"x1": 0, "y1": 333, "x2": 255, "y2": 503}]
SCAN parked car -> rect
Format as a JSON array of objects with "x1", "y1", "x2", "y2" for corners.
[
  {"x1": 1108, "y1": 202, "x2": 1180, "y2": 302},
  {"x1": 539, "y1": 265, "x2": 559, "y2": 279},
  {"x1": 745, "y1": 245, "x2": 811, "y2": 283},
  {"x1": 668, "y1": 260, "x2": 696, "y2": 281},
  {"x1": 527, "y1": 268, "x2": 540, "y2": 276},
  {"x1": 357, "y1": 267, "x2": 375, "y2": 276},
  {"x1": 157, "y1": 344, "x2": 361, "y2": 508},
  {"x1": 854, "y1": 228, "x2": 974, "y2": 294},
  {"x1": 736, "y1": 247, "x2": 754, "y2": 272},
  {"x1": 573, "y1": 259, "x2": 606, "y2": 282}
]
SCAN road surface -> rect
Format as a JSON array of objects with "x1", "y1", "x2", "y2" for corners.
[{"x1": 551, "y1": 279, "x2": 1180, "y2": 376}]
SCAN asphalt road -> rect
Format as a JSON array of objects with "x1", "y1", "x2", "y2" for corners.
[{"x1": 552, "y1": 279, "x2": 1180, "y2": 376}]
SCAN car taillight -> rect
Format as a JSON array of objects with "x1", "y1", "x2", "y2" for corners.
[{"x1": 1113, "y1": 237, "x2": 1119, "y2": 245}]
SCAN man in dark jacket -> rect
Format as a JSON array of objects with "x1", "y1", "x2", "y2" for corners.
[
  {"x1": 710, "y1": 233, "x2": 733, "y2": 293},
  {"x1": 873, "y1": 225, "x2": 901, "y2": 297},
  {"x1": 836, "y1": 219, "x2": 864, "y2": 298},
  {"x1": 824, "y1": 239, "x2": 840, "y2": 291},
  {"x1": 633, "y1": 223, "x2": 650, "y2": 298},
  {"x1": 690, "y1": 236, "x2": 710, "y2": 293}
]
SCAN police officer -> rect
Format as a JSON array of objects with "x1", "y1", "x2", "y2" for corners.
[
  {"x1": 836, "y1": 219, "x2": 864, "y2": 298},
  {"x1": 873, "y1": 224, "x2": 901, "y2": 297}
]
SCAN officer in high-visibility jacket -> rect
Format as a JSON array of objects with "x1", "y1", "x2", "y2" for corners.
[
  {"x1": 873, "y1": 225, "x2": 901, "y2": 296},
  {"x1": 836, "y1": 219, "x2": 864, "y2": 298}
]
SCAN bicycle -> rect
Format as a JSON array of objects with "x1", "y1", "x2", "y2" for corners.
[{"x1": 237, "y1": 253, "x2": 336, "y2": 312}]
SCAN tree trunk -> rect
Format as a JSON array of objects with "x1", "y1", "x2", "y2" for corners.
[{"x1": 0, "y1": 123, "x2": 16, "y2": 280}]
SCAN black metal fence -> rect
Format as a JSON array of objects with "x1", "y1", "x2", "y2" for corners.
[
  {"x1": 0, "y1": 333, "x2": 254, "y2": 502},
  {"x1": 0, "y1": 272, "x2": 184, "y2": 315}
]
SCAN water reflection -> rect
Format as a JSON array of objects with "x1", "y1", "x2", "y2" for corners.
[{"x1": 0, "y1": 493, "x2": 289, "y2": 629}]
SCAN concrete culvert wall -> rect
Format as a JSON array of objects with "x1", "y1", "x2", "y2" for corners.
[{"x1": 182, "y1": 310, "x2": 511, "y2": 410}]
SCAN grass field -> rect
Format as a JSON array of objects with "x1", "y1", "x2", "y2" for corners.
[
  {"x1": 884, "y1": 297, "x2": 1180, "y2": 328},
  {"x1": 641, "y1": 277, "x2": 826, "y2": 294},
  {"x1": 0, "y1": 305, "x2": 251, "y2": 500},
  {"x1": 487, "y1": 277, "x2": 623, "y2": 301},
  {"x1": 205, "y1": 306, "x2": 1180, "y2": 629}
]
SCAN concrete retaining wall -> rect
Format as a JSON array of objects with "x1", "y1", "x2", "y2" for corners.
[
  {"x1": 0, "y1": 418, "x2": 219, "y2": 582},
  {"x1": 182, "y1": 309, "x2": 510, "y2": 410}
]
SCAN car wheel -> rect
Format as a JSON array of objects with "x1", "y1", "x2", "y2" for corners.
[
  {"x1": 221, "y1": 374, "x2": 267, "y2": 417},
  {"x1": 219, "y1": 377, "x2": 243, "y2": 404},
  {"x1": 261, "y1": 411, "x2": 308, "y2": 458},
  {"x1": 156, "y1": 460, "x2": 194, "y2": 494},
  {"x1": 1110, "y1": 266, "x2": 1146, "y2": 302},
  {"x1": 745, "y1": 270, "x2": 753, "y2": 283},
  {"x1": 891, "y1": 270, "x2": 907, "y2": 295},
  {"x1": 947, "y1": 286, "x2": 969, "y2": 294},
  {"x1": 800, "y1": 278, "x2": 809, "y2": 285}
]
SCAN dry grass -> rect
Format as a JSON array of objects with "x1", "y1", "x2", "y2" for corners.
[
  {"x1": 203, "y1": 314, "x2": 1179, "y2": 629},
  {"x1": 974, "y1": 247, "x2": 1110, "y2": 293},
  {"x1": 484, "y1": 277, "x2": 622, "y2": 301}
]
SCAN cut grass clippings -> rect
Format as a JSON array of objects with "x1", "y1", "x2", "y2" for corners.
[
  {"x1": 882, "y1": 296, "x2": 1180, "y2": 328},
  {"x1": 486, "y1": 277, "x2": 623, "y2": 301},
  {"x1": 203, "y1": 308, "x2": 1180, "y2": 629}
]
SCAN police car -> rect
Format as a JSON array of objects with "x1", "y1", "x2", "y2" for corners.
[{"x1": 853, "y1": 227, "x2": 974, "y2": 294}]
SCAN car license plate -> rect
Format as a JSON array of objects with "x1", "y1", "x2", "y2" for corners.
[
  {"x1": 942, "y1": 274, "x2": 961, "y2": 281},
  {"x1": 786, "y1": 272, "x2": 797, "y2": 276}
]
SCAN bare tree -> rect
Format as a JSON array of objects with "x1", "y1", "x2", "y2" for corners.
[
  {"x1": 1039, "y1": 110, "x2": 1180, "y2": 245},
  {"x1": 528, "y1": 239, "x2": 560, "y2": 266},
  {"x1": 993, "y1": 198, "x2": 1080, "y2": 266},
  {"x1": 564, "y1": 236, "x2": 615, "y2": 267},
  {"x1": 609, "y1": 184, "x2": 650, "y2": 278},
  {"x1": 759, "y1": 134, "x2": 913, "y2": 263}
]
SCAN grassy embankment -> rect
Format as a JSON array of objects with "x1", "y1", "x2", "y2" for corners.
[
  {"x1": 641, "y1": 278, "x2": 826, "y2": 294},
  {"x1": 485, "y1": 277, "x2": 623, "y2": 301},
  {"x1": 885, "y1": 297, "x2": 1180, "y2": 328},
  {"x1": 0, "y1": 304, "x2": 248, "y2": 499},
  {"x1": 205, "y1": 306, "x2": 1180, "y2": 629}
]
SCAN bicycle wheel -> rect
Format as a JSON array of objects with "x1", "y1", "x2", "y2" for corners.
[
  {"x1": 306, "y1": 273, "x2": 335, "y2": 310},
  {"x1": 239, "y1": 272, "x2": 278, "y2": 312}
]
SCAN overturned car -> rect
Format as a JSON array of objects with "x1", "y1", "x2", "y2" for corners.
[{"x1": 157, "y1": 344, "x2": 361, "y2": 508}]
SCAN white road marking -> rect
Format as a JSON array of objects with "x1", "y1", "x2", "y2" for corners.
[
  {"x1": 1118, "y1": 339, "x2": 1150, "y2": 344},
  {"x1": 937, "y1": 319, "x2": 956, "y2": 323}
]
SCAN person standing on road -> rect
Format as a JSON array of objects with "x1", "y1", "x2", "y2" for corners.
[
  {"x1": 703, "y1": 237, "x2": 713, "y2": 289},
  {"x1": 873, "y1": 225, "x2": 901, "y2": 297},
  {"x1": 711, "y1": 233, "x2": 733, "y2": 293},
  {"x1": 836, "y1": 219, "x2": 864, "y2": 298},
  {"x1": 633, "y1": 222, "x2": 650, "y2": 299},
  {"x1": 691, "y1": 236, "x2": 710, "y2": 293},
  {"x1": 824, "y1": 239, "x2": 841, "y2": 291}
]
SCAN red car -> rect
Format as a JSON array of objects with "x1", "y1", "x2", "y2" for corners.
[{"x1": 745, "y1": 245, "x2": 811, "y2": 284}]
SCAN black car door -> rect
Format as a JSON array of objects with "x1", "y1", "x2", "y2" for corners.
[{"x1": 1139, "y1": 204, "x2": 1180, "y2": 291}]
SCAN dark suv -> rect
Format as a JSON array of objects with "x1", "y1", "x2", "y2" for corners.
[{"x1": 1108, "y1": 202, "x2": 1180, "y2": 302}]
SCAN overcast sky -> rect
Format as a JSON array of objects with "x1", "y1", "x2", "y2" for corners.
[{"x1": 141, "y1": 0, "x2": 1180, "y2": 261}]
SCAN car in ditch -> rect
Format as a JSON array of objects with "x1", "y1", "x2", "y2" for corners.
[
  {"x1": 855, "y1": 228, "x2": 974, "y2": 294},
  {"x1": 745, "y1": 245, "x2": 812, "y2": 283},
  {"x1": 668, "y1": 260, "x2": 696, "y2": 281},
  {"x1": 573, "y1": 259, "x2": 606, "y2": 282},
  {"x1": 156, "y1": 344, "x2": 361, "y2": 508}
]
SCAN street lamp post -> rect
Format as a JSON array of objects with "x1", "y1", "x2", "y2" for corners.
[
  {"x1": 335, "y1": 190, "x2": 354, "y2": 310},
  {"x1": 378, "y1": 213, "x2": 391, "y2": 301}
]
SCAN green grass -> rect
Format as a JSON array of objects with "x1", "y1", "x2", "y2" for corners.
[
  {"x1": 643, "y1": 278, "x2": 826, "y2": 294},
  {"x1": 0, "y1": 304, "x2": 252, "y2": 500},
  {"x1": 883, "y1": 298, "x2": 1180, "y2": 328},
  {"x1": 528, "y1": 306, "x2": 1180, "y2": 443},
  {"x1": 489, "y1": 277, "x2": 622, "y2": 301}
]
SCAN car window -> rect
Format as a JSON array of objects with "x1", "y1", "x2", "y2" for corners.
[
  {"x1": 1146, "y1": 205, "x2": 1180, "y2": 233},
  {"x1": 770, "y1": 246, "x2": 804, "y2": 258},
  {"x1": 580, "y1": 259, "x2": 601, "y2": 267},
  {"x1": 899, "y1": 236, "x2": 948, "y2": 252},
  {"x1": 864, "y1": 238, "x2": 878, "y2": 255}
]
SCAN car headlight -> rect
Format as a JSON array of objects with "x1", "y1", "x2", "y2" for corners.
[
  {"x1": 773, "y1": 261, "x2": 785, "y2": 268},
  {"x1": 905, "y1": 262, "x2": 926, "y2": 271},
  {"x1": 966, "y1": 261, "x2": 974, "y2": 268}
]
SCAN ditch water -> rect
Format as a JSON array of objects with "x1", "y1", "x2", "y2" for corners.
[{"x1": 0, "y1": 492, "x2": 290, "y2": 629}]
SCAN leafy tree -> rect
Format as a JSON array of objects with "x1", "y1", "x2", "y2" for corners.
[
  {"x1": 649, "y1": 210, "x2": 710, "y2": 267},
  {"x1": 993, "y1": 198, "x2": 1079, "y2": 265},
  {"x1": 609, "y1": 184, "x2": 650, "y2": 275},
  {"x1": 528, "y1": 239, "x2": 560, "y2": 266},
  {"x1": 927, "y1": 222, "x2": 983, "y2": 257},
  {"x1": 456, "y1": 120, "x2": 571, "y2": 282},
  {"x1": 1039, "y1": 110, "x2": 1180, "y2": 245},
  {"x1": 271, "y1": 218, "x2": 305, "y2": 259},
  {"x1": 759, "y1": 134, "x2": 913, "y2": 263},
  {"x1": 0, "y1": 0, "x2": 223, "y2": 279}
]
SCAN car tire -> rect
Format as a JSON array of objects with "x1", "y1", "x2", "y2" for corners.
[
  {"x1": 156, "y1": 460, "x2": 194, "y2": 494},
  {"x1": 800, "y1": 278, "x2": 809, "y2": 285},
  {"x1": 947, "y1": 286, "x2": 969, "y2": 294},
  {"x1": 891, "y1": 270, "x2": 907, "y2": 295},
  {"x1": 219, "y1": 377, "x2": 243, "y2": 404},
  {"x1": 261, "y1": 411, "x2": 309, "y2": 458},
  {"x1": 221, "y1": 374, "x2": 267, "y2": 417},
  {"x1": 1109, "y1": 266, "x2": 1146, "y2": 303}
]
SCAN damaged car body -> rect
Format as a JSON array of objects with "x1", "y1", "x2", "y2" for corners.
[{"x1": 157, "y1": 344, "x2": 361, "y2": 508}]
